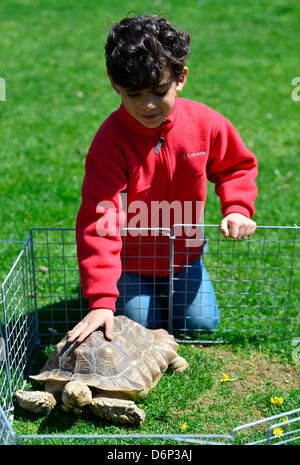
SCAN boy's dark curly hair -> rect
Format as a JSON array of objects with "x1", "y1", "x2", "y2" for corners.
[{"x1": 105, "y1": 15, "x2": 191, "y2": 91}]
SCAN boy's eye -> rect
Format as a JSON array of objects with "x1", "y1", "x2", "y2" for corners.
[{"x1": 126, "y1": 90, "x2": 168, "y2": 98}]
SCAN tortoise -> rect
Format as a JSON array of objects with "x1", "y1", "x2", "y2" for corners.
[{"x1": 15, "y1": 315, "x2": 188, "y2": 425}]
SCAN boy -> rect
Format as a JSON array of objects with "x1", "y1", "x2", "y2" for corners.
[{"x1": 68, "y1": 15, "x2": 257, "y2": 344}]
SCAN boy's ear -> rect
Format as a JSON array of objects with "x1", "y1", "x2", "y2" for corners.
[
  {"x1": 107, "y1": 70, "x2": 121, "y2": 94},
  {"x1": 175, "y1": 66, "x2": 188, "y2": 92}
]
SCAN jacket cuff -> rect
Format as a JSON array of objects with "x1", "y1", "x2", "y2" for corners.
[
  {"x1": 88, "y1": 296, "x2": 116, "y2": 313},
  {"x1": 222, "y1": 204, "x2": 253, "y2": 219}
]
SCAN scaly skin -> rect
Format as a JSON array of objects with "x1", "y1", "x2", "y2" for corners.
[
  {"x1": 90, "y1": 395, "x2": 146, "y2": 425},
  {"x1": 14, "y1": 390, "x2": 57, "y2": 414}
]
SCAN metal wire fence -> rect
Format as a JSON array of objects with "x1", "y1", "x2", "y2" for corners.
[{"x1": 0, "y1": 225, "x2": 299, "y2": 445}]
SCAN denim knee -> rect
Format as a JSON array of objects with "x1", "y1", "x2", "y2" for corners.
[
  {"x1": 190, "y1": 310, "x2": 220, "y2": 332},
  {"x1": 173, "y1": 306, "x2": 220, "y2": 332}
]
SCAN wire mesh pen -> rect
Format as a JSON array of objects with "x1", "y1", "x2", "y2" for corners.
[{"x1": 1, "y1": 225, "x2": 299, "y2": 444}]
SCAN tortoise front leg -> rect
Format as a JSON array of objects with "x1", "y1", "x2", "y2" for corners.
[
  {"x1": 90, "y1": 395, "x2": 146, "y2": 425},
  {"x1": 14, "y1": 390, "x2": 57, "y2": 414}
]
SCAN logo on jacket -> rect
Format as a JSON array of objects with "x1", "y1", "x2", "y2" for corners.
[{"x1": 183, "y1": 150, "x2": 206, "y2": 158}]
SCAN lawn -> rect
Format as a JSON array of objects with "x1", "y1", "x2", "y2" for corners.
[
  {"x1": 1, "y1": 0, "x2": 300, "y2": 445},
  {"x1": 11, "y1": 342, "x2": 300, "y2": 445}
]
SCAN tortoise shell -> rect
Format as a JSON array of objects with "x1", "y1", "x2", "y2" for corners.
[{"x1": 30, "y1": 316, "x2": 179, "y2": 397}]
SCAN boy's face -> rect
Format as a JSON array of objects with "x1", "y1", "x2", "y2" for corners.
[{"x1": 109, "y1": 67, "x2": 188, "y2": 128}]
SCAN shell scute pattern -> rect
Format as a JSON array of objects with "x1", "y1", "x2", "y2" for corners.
[{"x1": 30, "y1": 316, "x2": 180, "y2": 394}]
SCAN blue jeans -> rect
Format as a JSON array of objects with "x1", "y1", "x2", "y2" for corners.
[{"x1": 115, "y1": 257, "x2": 220, "y2": 332}]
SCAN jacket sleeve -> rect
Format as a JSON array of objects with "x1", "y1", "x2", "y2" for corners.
[
  {"x1": 207, "y1": 113, "x2": 258, "y2": 218},
  {"x1": 76, "y1": 142, "x2": 128, "y2": 311}
]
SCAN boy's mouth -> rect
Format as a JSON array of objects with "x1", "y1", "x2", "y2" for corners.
[{"x1": 140, "y1": 112, "x2": 161, "y2": 120}]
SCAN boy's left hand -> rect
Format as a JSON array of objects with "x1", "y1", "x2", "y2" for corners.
[{"x1": 220, "y1": 213, "x2": 256, "y2": 239}]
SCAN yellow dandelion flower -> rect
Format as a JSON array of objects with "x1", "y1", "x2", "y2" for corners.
[
  {"x1": 281, "y1": 418, "x2": 289, "y2": 425},
  {"x1": 180, "y1": 422, "x2": 189, "y2": 431},
  {"x1": 273, "y1": 427, "x2": 284, "y2": 437},
  {"x1": 271, "y1": 396, "x2": 284, "y2": 407},
  {"x1": 220, "y1": 373, "x2": 230, "y2": 382}
]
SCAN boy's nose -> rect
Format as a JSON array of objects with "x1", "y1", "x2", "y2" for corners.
[{"x1": 140, "y1": 95, "x2": 156, "y2": 111}]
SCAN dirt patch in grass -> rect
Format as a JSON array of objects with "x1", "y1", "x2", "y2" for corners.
[
  {"x1": 172, "y1": 345, "x2": 299, "y2": 433},
  {"x1": 203, "y1": 345, "x2": 300, "y2": 396}
]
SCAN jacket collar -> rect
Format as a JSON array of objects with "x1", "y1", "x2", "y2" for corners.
[{"x1": 118, "y1": 95, "x2": 178, "y2": 135}]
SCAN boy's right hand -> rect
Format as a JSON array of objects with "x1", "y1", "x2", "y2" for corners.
[{"x1": 67, "y1": 308, "x2": 114, "y2": 344}]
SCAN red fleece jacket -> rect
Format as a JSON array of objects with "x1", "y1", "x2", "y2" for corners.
[{"x1": 76, "y1": 97, "x2": 258, "y2": 311}]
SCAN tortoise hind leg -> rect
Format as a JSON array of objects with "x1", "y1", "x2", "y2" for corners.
[
  {"x1": 14, "y1": 390, "x2": 57, "y2": 414},
  {"x1": 169, "y1": 354, "x2": 189, "y2": 373},
  {"x1": 90, "y1": 395, "x2": 146, "y2": 426}
]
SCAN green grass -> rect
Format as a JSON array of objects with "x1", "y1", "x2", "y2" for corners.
[
  {"x1": 1, "y1": 0, "x2": 300, "y2": 445},
  {"x1": 11, "y1": 341, "x2": 300, "y2": 445},
  {"x1": 1, "y1": 0, "x2": 300, "y2": 277}
]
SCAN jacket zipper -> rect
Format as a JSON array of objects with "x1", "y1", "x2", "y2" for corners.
[
  {"x1": 155, "y1": 135, "x2": 171, "y2": 180},
  {"x1": 154, "y1": 136, "x2": 165, "y2": 154},
  {"x1": 154, "y1": 134, "x2": 171, "y2": 276}
]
